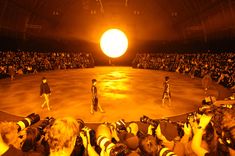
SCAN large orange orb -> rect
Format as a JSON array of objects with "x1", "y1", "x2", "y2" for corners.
[{"x1": 100, "y1": 29, "x2": 128, "y2": 58}]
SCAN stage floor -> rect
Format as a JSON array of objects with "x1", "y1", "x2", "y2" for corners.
[{"x1": 0, "y1": 67, "x2": 230, "y2": 123}]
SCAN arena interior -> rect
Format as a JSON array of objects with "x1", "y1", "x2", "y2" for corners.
[{"x1": 0, "y1": 0, "x2": 235, "y2": 156}]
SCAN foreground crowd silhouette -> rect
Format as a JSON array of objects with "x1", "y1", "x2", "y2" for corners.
[
  {"x1": 0, "y1": 102, "x2": 234, "y2": 156},
  {"x1": 132, "y1": 52, "x2": 235, "y2": 88},
  {"x1": 0, "y1": 51, "x2": 94, "y2": 79}
]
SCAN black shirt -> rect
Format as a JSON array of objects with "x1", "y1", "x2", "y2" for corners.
[{"x1": 40, "y1": 83, "x2": 51, "y2": 96}]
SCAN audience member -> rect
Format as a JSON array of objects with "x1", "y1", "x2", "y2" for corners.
[
  {"x1": 0, "y1": 104, "x2": 234, "y2": 156},
  {"x1": 132, "y1": 52, "x2": 235, "y2": 88},
  {"x1": 0, "y1": 51, "x2": 94, "y2": 79},
  {"x1": 44, "y1": 117, "x2": 81, "y2": 156}
]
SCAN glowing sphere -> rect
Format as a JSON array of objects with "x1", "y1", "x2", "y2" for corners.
[{"x1": 100, "y1": 29, "x2": 128, "y2": 58}]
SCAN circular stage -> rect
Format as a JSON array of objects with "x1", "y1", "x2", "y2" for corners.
[{"x1": 0, "y1": 67, "x2": 229, "y2": 123}]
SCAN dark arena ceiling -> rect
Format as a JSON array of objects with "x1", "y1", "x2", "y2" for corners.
[{"x1": 0, "y1": 0, "x2": 235, "y2": 50}]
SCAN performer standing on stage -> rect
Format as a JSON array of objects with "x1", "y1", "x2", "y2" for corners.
[
  {"x1": 40, "y1": 77, "x2": 51, "y2": 110},
  {"x1": 202, "y1": 72, "x2": 212, "y2": 95},
  {"x1": 91, "y1": 79, "x2": 104, "y2": 114},
  {"x1": 162, "y1": 76, "x2": 171, "y2": 107}
]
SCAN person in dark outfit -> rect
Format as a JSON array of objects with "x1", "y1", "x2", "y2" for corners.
[
  {"x1": 91, "y1": 79, "x2": 104, "y2": 114},
  {"x1": 8, "y1": 65, "x2": 15, "y2": 80},
  {"x1": 40, "y1": 77, "x2": 51, "y2": 110},
  {"x1": 202, "y1": 73, "x2": 212, "y2": 95},
  {"x1": 162, "y1": 76, "x2": 171, "y2": 107}
]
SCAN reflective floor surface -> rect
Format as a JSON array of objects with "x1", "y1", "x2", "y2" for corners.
[{"x1": 0, "y1": 67, "x2": 230, "y2": 123}]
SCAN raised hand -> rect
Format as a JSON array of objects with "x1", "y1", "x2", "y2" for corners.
[
  {"x1": 80, "y1": 131, "x2": 88, "y2": 148},
  {"x1": 198, "y1": 114, "x2": 212, "y2": 129},
  {"x1": 183, "y1": 123, "x2": 192, "y2": 136}
]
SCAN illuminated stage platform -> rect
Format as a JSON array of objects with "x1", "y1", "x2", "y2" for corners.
[{"x1": 0, "y1": 67, "x2": 231, "y2": 123}]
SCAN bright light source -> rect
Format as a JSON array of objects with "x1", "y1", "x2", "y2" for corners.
[{"x1": 100, "y1": 29, "x2": 128, "y2": 58}]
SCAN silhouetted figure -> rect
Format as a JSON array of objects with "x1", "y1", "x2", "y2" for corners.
[
  {"x1": 8, "y1": 65, "x2": 15, "y2": 80},
  {"x1": 202, "y1": 73, "x2": 212, "y2": 95},
  {"x1": 91, "y1": 79, "x2": 104, "y2": 114},
  {"x1": 162, "y1": 76, "x2": 171, "y2": 107},
  {"x1": 40, "y1": 77, "x2": 51, "y2": 110}
]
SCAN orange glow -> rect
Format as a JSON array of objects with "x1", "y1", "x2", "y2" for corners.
[
  {"x1": 100, "y1": 29, "x2": 128, "y2": 58},
  {"x1": 99, "y1": 71, "x2": 128, "y2": 99}
]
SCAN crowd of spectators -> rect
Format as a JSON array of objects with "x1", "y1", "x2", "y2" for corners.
[
  {"x1": 132, "y1": 52, "x2": 235, "y2": 88},
  {"x1": 0, "y1": 51, "x2": 95, "y2": 79},
  {"x1": 0, "y1": 101, "x2": 234, "y2": 156},
  {"x1": 0, "y1": 51, "x2": 234, "y2": 155}
]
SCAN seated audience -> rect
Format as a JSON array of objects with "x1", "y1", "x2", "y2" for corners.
[
  {"x1": 132, "y1": 52, "x2": 235, "y2": 88},
  {"x1": 0, "y1": 51, "x2": 95, "y2": 79}
]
